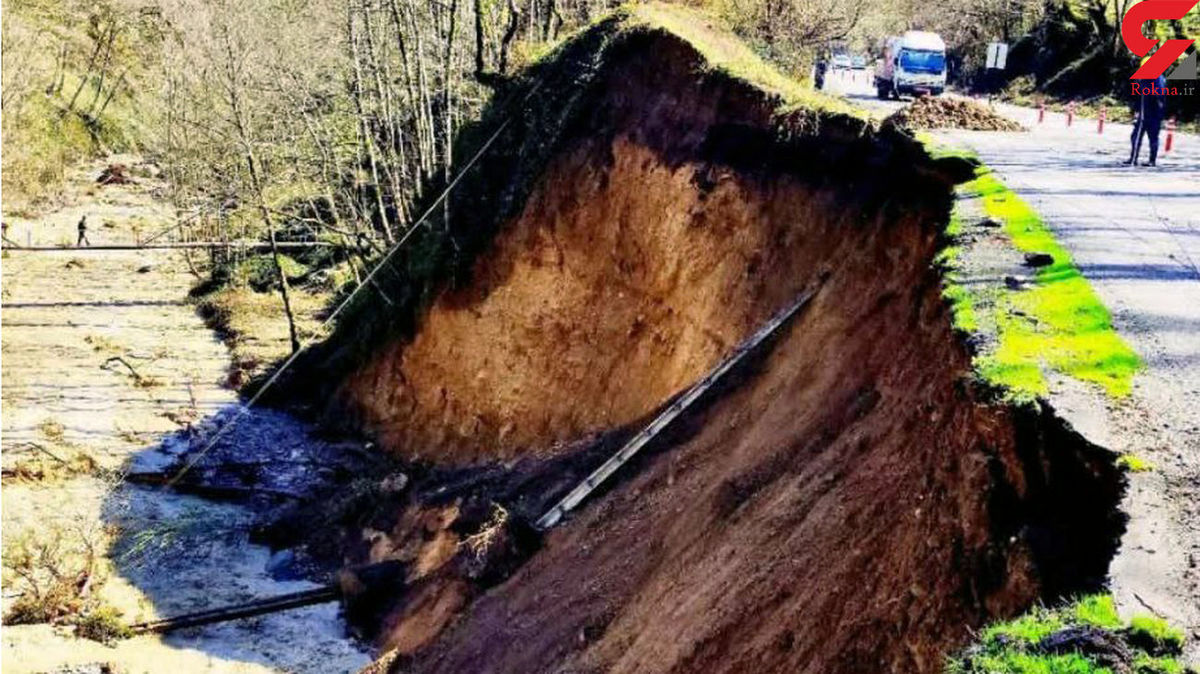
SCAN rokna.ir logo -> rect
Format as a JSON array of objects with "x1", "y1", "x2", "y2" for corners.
[{"x1": 1122, "y1": 0, "x2": 1198, "y2": 79}]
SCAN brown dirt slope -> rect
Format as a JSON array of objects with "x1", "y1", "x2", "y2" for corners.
[
  {"x1": 400, "y1": 229, "x2": 1118, "y2": 673},
  {"x1": 325, "y1": 12, "x2": 959, "y2": 465},
  {"x1": 291, "y1": 6, "x2": 1123, "y2": 673}
]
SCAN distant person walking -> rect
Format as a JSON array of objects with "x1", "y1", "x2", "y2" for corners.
[
  {"x1": 76, "y1": 214, "x2": 91, "y2": 247},
  {"x1": 1126, "y1": 74, "x2": 1168, "y2": 167}
]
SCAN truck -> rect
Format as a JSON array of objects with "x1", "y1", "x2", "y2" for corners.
[{"x1": 874, "y1": 31, "x2": 947, "y2": 99}]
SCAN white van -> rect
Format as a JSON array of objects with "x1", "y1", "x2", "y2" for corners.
[{"x1": 874, "y1": 31, "x2": 947, "y2": 99}]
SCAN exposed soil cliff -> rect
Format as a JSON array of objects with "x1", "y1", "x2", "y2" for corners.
[
  {"x1": 393, "y1": 221, "x2": 1122, "y2": 672},
  {"x1": 284, "y1": 7, "x2": 1124, "y2": 672},
  {"x1": 326, "y1": 24, "x2": 954, "y2": 464}
]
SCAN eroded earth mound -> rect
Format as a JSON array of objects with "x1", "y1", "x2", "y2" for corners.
[{"x1": 286, "y1": 6, "x2": 1123, "y2": 672}]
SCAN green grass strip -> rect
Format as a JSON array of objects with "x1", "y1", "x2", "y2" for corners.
[
  {"x1": 627, "y1": 3, "x2": 859, "y2": 119},
  {"x1": 934, "y1": 147, "x2": 1141, "y2": 401},
  {"x1": 1129, "y1": 614, "x2": 1186, "y2": 650},
  {"x1": 949, "y1": 595, "x2": 1188, "y2": 674}
]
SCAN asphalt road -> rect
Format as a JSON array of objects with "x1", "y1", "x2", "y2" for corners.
[{"x1": 827, "y1": 68, "x2": 1200, "y2": 656}]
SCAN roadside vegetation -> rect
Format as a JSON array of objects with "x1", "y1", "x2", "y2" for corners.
[
  {"x1": 633, "y1": 3, "x2": 856, "y2": 118},
  {"x1": 932, "y1": 144, "x2": 1140, "y2": 401},
  {"x1": 972, "y1": 169, "x2": 1140, "y2": 399},
  {"x1": 949, "y1": 595, "x2": 1194, "y2": 674}
]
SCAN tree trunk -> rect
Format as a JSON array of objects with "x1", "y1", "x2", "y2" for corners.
[
  {"x1": 87, "y1": 27, "x2": 118, "y2": 115},
  {"x1": 347, "y1": 5, "x2": 395, "y2": 243},
  {"x1": 500, "y1": 0, "x2": 520, "y2": 74},
  {"x1": 64, "y1": 27, "x2": 107, "y2": 115},
  {"x1": 96, "y1": 70, "x2": 128, "y2": 118},
  {"x1": 220, "y1": 26, "x2": 301, "y2": 354}
]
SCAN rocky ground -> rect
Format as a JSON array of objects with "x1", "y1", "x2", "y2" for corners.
[{"x1": 1, "y1": 157, "x2": 370, "y2": 673}]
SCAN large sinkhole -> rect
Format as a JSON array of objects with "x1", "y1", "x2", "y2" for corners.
[{"x1": 287, "y1": 11, "x2": 1126, "y2": 673}]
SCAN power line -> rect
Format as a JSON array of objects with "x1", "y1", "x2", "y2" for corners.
[{"x1": 2, "y1": 242, "x2": 333, "y2": 252}]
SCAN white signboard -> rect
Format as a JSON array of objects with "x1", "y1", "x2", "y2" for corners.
[{"x1": 986, "y1": 42, "x2": 1009, "y2": 70}]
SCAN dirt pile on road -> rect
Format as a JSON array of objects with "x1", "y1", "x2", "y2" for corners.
[
  {"x1": 288, "y1": 6, "x2": 1124, "y2": 673},
  {"x1": 886, "y1": 96, "x2": 1026, "y2": 131}
]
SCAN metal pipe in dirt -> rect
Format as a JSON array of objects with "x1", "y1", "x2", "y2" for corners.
[{"x1": 535, "y1": 283, "x2": 822, "y2": 531}]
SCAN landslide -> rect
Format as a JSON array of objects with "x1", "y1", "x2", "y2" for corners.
[
  {"x1": 287, "y1": 6, "x2": 1124, "y2": 673},
  {"x1": 308, "y1": 8, "x2": 966, "y2": 465}
]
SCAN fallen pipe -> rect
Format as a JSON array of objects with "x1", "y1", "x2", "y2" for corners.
[
  {"x1": 128, "y1": 561, "x2": 407, "y2": 634},
  {"x1": 130, "y1": 586, "x2": 339, "y2": 634}
]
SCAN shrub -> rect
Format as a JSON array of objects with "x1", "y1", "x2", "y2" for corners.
[
  {"x1": 235, "y1": 254, "x2": 309, "y2": 292},
  {"x1": 74, "y1": 605, "x2": 133, "y2": 643},
  {"x1": 2, "y1": 526, "x2": 108, "y2": 627}
]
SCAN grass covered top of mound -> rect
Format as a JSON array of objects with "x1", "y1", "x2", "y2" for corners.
[
  {"x1": 280, "y1": 3, "x2": 947, "y2": 398},
  {"x1": 625, "y1": 4, "x2": 857, "y2": 119},
  {"x1": 886, "y1": 96, "x2": 1027, "y2": 132}
]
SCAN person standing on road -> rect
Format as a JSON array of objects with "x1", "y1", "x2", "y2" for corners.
[
  {"x1": 1126, "y1": 74, "x2": 1168, "y2": 167},
  {"x1": 814, "y1": 56, "x2": 828, "y2": 91},
  {"x1": 76, "y1": 214, "x2": 91, "y2": 247}
]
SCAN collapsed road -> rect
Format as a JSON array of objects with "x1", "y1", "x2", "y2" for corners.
[
  {"x1": 831, "y1": 66, "x2": 1200, "y2": 660},
  {"x1": 8, "y1": 3, "x2": 1194, "y2": 673},
  {"x1": 1, "y1": 7, "x2": 1153, "y2": 673}
]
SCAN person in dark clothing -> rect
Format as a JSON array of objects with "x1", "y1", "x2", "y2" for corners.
[
  {"x1": 1126, "y1": 74, "x2": 1168, "y2": 167},
  {"x1": 814, "y1": 58, "x2": 828, "y2": 91},
  {"x1": 76, "y1": 214, "x2": 91, "y2": 247}
]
